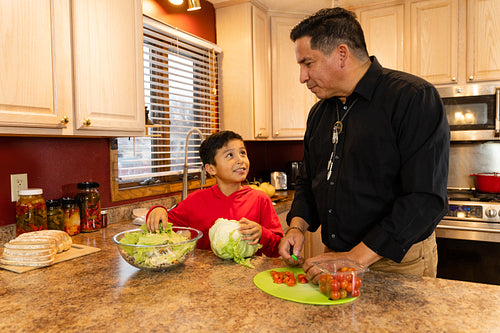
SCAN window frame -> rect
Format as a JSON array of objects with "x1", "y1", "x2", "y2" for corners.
[{"x1": 110, "y1": 15, "x2": 220, "y2": 202}]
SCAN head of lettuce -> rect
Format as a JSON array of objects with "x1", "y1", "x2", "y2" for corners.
[{"x1": 208, "y1": 218, "x2": 262, "y2": 268}]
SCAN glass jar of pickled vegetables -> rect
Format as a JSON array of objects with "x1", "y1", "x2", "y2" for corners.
[
  {"x1": 75, "y1": 182, "x2": 102, "y2": 232},
  {"x1": 46, "y1": 199, "x2": 64, "y2": 231},
  {"x1": 62, "y1": 197, "x2": 80, "y2": 236},
  {"x1": 15, "y1": 188, "x2": 47, "y2": 236}
]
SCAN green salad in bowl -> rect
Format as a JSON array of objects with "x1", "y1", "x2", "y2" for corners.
[{"x1": 113, "y1": 223, "x2": 202, "y2": 271}]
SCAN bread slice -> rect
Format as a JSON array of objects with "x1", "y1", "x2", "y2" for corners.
[
  {"x1": 2, "y1": 253, "x2": 54, "y2": 262},
  {"x1": 3, "y1": 247, "x2": 56, "y2": 257},
  {"x1": 0, "y1": 257, "x2": 54, "y2": 267},
  {"x1": 6, "y1": 238, "x2": 56, "y2": 250},
  {"x1": 17, "y1": 230, "x2": 72, "y2": 253}
]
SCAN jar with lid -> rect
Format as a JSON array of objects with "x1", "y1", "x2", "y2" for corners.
[
  {"x1": 46, "y1": 199, "x2": 64, "y2": 231},
  {"x1": 75, "y1": 182, "x2": 102, "y2": 232},
  {"x1": 15, "y1": 188, "x2": 47, "y2": 236},
  {"x1": 62, "y1": 197, "x2": 80, "y2": 236}
]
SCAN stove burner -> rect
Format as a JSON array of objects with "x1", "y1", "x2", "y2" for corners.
[{"x1": 447, "y1": 189, "x2": 500, "y2": 203}]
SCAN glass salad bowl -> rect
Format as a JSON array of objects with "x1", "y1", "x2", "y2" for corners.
[{"x1": 113, "y1": 226, "x2": 202, "y2": 271}]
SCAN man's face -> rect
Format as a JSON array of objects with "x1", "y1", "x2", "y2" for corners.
[{"x1": 295, "y1": 36, "x2": 341, "y2": 100}]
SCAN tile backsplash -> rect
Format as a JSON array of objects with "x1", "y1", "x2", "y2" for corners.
[{"x1": 0, "y1": 196, "x2": 178, "y2": 246}]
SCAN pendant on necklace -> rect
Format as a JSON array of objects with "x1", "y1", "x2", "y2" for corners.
[{"x1": 332, "y1": 121, "x2": 343, "y2": 144}]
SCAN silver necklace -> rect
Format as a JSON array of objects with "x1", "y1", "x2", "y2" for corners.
[{"x1": 326, "y1": 98, "x2": 358, "y2": 181}]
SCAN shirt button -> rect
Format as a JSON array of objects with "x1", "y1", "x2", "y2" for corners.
[
  {"x1": 328, "y1": 209, "x2": 333, "y2": 214},
  {"x1": 343, "y1": 105, "x2": 348, "y2": 110},
  {"x1": 330, "y1": 181, "x2": 334, "y2": 185},
  {"x1": 331, "y1": 234, "x2": 336, "y2": 239}
]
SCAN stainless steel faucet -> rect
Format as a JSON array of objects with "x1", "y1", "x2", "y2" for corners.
[{"x1": 182, "y1": 127, "x2": 205, "y2": 200}]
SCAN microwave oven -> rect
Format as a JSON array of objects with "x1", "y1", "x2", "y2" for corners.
[{"x1": 437, "y1": 84, "x2": 500, "y2": 141}]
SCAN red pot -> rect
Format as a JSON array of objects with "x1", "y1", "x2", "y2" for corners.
[{"x1": 470, "y1": 173, "x2": 500, "y2": 193}]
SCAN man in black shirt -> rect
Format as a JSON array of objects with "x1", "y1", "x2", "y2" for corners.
[{"x1": 278, "y1": 8, "x2": 449, "y2": 279}]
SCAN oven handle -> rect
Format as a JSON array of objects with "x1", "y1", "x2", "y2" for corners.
[
  {"x1": 437, "y1": 224, "x2": 500, "y2": 233},
  {"x1": 496, "y1": 87, "x2": 500, "y2": 135}
]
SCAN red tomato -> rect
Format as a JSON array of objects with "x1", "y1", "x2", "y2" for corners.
[
  {"x1": 299, "y1": 278, "x2": 308, "y2": 284},
  {"x1": 320, "y1": 282, "x2": 328, "y2": 294},
  {"x1": 346, "y1": 282, "x2": 353, "y2": 293},
  {"x1": 319, "y1": 274, "x2": 328, "y2": 284},
  {"x1": 354, "y1": 277, "x2": 362, "y2": 289},
  {"x1": 339, "y1": 289, "x2": 348, "y2": 299},
  {"x1": 329, "y1": 279, "x2": 340, "y2": 291},
  {"x1": 351, "y1": 288, "x2": 360, "y2": 297},
  {"x1": 340, "y1": 280, "x2": 349, "y2": 290},
  {"x1": 286, "y1": 277, "x2": 297, "y2": 286},
  {"x1": 339, "y1": 267, "x2": 349, "y2": 272},
  {"x1": 336, "y1": 273, "x2": 347, "y2": 282},
  {"x1": 329, "y1": 290, "x2": 340, "y2": 300}
]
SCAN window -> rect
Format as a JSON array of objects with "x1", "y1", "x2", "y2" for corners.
[{"x1": 110, "y1": 16, "x2": 221, "y2": 201}]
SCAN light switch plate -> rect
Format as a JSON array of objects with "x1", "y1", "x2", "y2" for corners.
[{"x1": 11, "y1": 173, "x2": 28, "y2": 202}]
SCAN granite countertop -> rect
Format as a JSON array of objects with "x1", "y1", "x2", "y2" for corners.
[{"x1": 1, "y1": 222, "x2": 500, "y2": 332}]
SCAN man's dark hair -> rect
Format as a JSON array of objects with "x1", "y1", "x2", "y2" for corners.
[
  {"x1": 199, "y1": 130, "x2": 244, "y2": 166},
  {"x1": 290, "y1": 7, "x2": 369, "y2": 59}
]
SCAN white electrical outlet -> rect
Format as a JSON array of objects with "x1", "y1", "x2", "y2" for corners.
[{"x1": 11, "y1": 173, "x2": 28, "y2": 202}]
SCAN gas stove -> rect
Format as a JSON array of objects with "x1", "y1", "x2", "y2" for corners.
[{"x1": 436, "y1": 188, "x2": 500, "y2": 242}]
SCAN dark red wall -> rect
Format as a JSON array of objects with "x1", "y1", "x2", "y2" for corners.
[{"x1": 0, "y1": 1, "x2": 304, "y2": 227}]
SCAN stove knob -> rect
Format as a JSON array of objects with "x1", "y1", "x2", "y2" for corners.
[{"x1": 485, "y1": 207, "x2": 498, "y2": 218}]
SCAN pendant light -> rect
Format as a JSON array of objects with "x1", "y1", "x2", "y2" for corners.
[
  {"x1": 169, "y1": 0, "x2": 183, "y2": 5},
  {"x1": 187, "y1": 0, "x2": 201, "y2": 11}
]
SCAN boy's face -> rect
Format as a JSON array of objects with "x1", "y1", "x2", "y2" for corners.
[{"x1": 205, "y1": 139, "x2": 249, "y2": 185}]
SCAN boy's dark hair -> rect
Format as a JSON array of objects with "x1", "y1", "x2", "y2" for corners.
[
  {"x1": 199, "y1": 130, "x2": 244, "y2": 166},
  {"x1": 290, "y1": 7, "x2": 369, "y2": 60}
]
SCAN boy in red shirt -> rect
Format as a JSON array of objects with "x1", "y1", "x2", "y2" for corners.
[{"x1": 145, "y1": 131, "x2": 283, "y2": 258}]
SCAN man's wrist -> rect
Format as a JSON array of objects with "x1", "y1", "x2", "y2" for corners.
[{"x1": 286, "y1": 226, "x2": 304, "y2": 234}]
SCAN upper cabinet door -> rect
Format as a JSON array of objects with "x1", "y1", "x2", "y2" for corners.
[
  {"x1": 71, "y1": 0, "x2": 144, "y2": 133},
  {"x1": 410, "y1": 0, "x2": 459, "y2": 84},
  {"x1": 270, "y1": 15, "x2": 316, "y2": 139},
  {"x1": 467, "y1": 0, "x2": 500, "y2": 82},
  {"x1": 357, "y1": 4, "x2": 405, "y2": 71},
  {"x1": 0, "y1": 0, "x2": 64, "y2": 130}
]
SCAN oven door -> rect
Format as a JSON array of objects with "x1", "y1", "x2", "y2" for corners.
[{"x1": 436, "y1": 218, "x2": 500, "y2": 242}]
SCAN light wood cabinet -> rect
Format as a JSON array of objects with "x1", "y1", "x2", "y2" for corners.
[
  {"x1": 216, "y1": 2, "x2": 271, "y2": 140},
  {"x1": 216, "y1": 2, "x2": 316, "y2": 140},
  {"x1": 354, "y1": 0, "x2": 500, "y2": 86},
  {"x1": 466, "y1": 0, "x2": 500, "y2": 83},
  {"x1": 0, "y1": 0, "x2": 145, "y2": 137},
  {"x1": 409, "y1": 0, "x2": 459, "y2": 84},
  {"x1": 357, "y1": 4, "x2": 405, "y2": 71},
  {"x1": 270, "y1": 15, "x2": 317, "y2": 139}
]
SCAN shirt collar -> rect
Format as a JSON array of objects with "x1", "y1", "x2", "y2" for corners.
[{"x1": 352, "y1": 56, "x2": 383, "y2": 102}]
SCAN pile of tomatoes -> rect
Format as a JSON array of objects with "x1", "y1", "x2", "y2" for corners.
[
  {"x1": 270, "y1": 270, "x2": 308, "y2": 286},
  {"x1": 318, "y1": 267, "x2": 362, "y2": 300}
]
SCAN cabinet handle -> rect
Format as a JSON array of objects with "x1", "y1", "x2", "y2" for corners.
[
  {"x1": 60, "y1": 116, "x2": 69, "y2": 125},
  {"x1": 469, "y1": 75, "x2": 474, "y2": 81},
  {"x1": 451, "y1": 76, "x2": 457, "y2": 82},
  {"x1": 257, "y1": 131, "x2": 262, "y2": 137},
  {"x1": 83, "y1": 119, "x2": 91, "y2": 126},
  {"x1": 275, "y1": 131, "x2": 279, "y2": 136}
]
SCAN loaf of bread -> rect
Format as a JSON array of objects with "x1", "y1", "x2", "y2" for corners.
[
  {"x1": 0, "y1": 230, "x2": 72, "y2": 267},
  {"x1": 17, "y1": 230, "x2": 72, "y2": 253}
]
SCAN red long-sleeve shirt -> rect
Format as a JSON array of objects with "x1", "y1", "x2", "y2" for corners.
[{"x1": 153, "y1": 185, "x2": 283, "y2": 258}]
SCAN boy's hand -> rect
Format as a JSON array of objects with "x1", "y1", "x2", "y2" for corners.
[
  {"x1": 238, "y1": 218, "x2": 262, "y2": 245},
  {"x1": 146, "y1": 207, "x2": 168, "y2": 233}
]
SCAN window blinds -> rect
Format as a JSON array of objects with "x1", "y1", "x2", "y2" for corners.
[{"x1": 117, "y1": 16, "x2": 221, "y2": 183}]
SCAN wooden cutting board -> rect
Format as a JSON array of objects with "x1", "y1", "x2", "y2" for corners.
[{"x1": 0, "y1": 244, "x2": 101, "y2": 273}]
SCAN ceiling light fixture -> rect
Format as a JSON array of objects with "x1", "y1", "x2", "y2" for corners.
[
  {"x1": 169, "y1": 0, "x2": 183, "y2": 5},
  {"x1": 187, "y1": 0, "x2": 201, "y2": 11}
]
